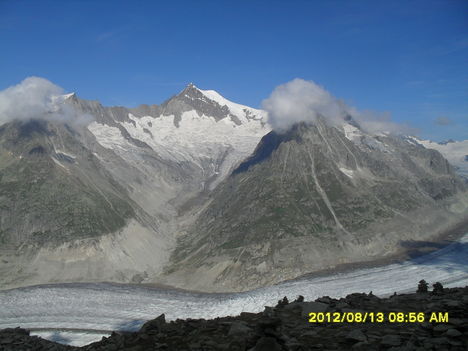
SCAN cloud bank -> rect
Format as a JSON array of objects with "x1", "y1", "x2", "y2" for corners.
[
  {"x1": 262, "y1": 78, "x2": 415, "y2": 135},
  {"x1": 0, "y1": 77, "x2": 91, "y2": 126}
]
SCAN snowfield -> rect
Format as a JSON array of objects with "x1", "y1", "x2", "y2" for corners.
[{"x1": 1, "y1": 233, "x2": 467, "y2": 346}]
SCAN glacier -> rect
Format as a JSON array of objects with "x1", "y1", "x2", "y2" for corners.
[{"x1": 1, "y1": 233, "x2": 467, "y2": 346}]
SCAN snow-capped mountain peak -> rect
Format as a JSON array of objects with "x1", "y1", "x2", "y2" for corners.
[
  {"x1": 199, "y1": 87, "x2": 264, "y2": 121},
  {"x1": 63, "y1": 92, "x2": 76, "y2": 99},
  {"x1": 169, "y1": 83, "x2": 265, "y2": 125},
  {"x1": 83, "y1": 84, "x2": 270, "y2": 194}
]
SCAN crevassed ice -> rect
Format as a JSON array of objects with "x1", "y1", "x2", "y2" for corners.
[{"x1": 1, "y1": 234, "x2": 467, "y2": 346}]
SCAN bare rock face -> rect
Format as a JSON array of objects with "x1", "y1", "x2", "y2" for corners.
[
  {"x1": 0, "y1": 120, "x2": 136, "y2": 247},
  {"x1": 1, "y1": 284, "x2": 467, "y2": 350}
]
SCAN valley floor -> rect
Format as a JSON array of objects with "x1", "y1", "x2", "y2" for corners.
[
  {"x1": 0, "y1": 233, "x2": 467, "y2": 347},
  {"x1": 1, "y1": 285, "x2": 467, "y2": 350}
]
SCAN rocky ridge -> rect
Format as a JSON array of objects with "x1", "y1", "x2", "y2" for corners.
[{"x1": 0, "y1": 283, "x2": 466, "y2": 350}]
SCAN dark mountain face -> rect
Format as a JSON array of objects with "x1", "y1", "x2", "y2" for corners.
[
  {"x1": 162, "y1": 84, "x2": 237, "y2": 125},
  {"x1": 16, "y1": 120, "x2": 53, "y2": 139},
  {"x1": 233, "y1": 125, "x2": 302, "y2": 174},
  {"x1": 162, "y1": 119, "x2": 468, "y2": 292},
  {"x1": 0, "y1": 120, "x2": 135, "y2": 248}
]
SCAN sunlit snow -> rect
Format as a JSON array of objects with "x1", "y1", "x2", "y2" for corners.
[
  {"x1": 198, "y1": 87, "x2": 264, "y2": 122},
  {"x1": 342, "y1": 123, "x2": 363, "y2": 141}
]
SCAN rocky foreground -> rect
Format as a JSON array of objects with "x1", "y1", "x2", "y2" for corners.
[{"x1": 0, "y1": 283, "x2": 467, "y2": 351}]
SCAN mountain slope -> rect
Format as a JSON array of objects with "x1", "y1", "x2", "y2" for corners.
[
  {"x1": 162, "y1": 118, "x2": 468, "y2": 292},
  {"x1": 71, "y1": 84, "x2": 268, "y2": 209},
  {"x1": 1, "y1": 82, "x2": 466, "y2": 292},
  {"x1": 0, "y1": 118, "x2": 177, "y2": 288},
  {"x1": 412, "y1": 138, "x2": 468, "y2": 180},
  {"x1": 0, "y1": 120, "x2": 134, "y2": 246},
  {"x1": 0, "y1": 84, "x2": 270, "y2": 289}
]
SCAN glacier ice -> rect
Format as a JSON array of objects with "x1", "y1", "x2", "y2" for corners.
[{"x1": 0, "y1": 233, "x2": 467, "y2": 346}]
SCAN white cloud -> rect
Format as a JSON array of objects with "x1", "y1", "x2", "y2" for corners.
[
  {"x1": 262, "y1": 78, "x2": 415, "y2": 135},
  {"x1": 262, "y1": 78, "x2": 346, "y2": 132},
  {"x1": 0, "y1": 77, "x2": 91, "y2": 126}
]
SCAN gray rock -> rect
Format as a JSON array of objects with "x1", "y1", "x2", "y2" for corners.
[
  {"x1": 433, "y1": 324, "x2": 450, "y2": 333},
  {"x1": 448, "y1": 339, "x2": 463, "y2": 346},
  {"x1": 228, "y1": 321, "x2": 253, "y2": 336},
  {"x1": 139, "y1": 313, "x2": 165, "y2": 333},
  {"x1": 335, "y1": 301, "x2": 349, "y2": 309},
  {"x1": 445, "y1": 328, "x2": 462, "y2": 337},
  {"x1": 444, "y1": 300, "x2": 462, "y2": 307},
  {"x1": 430, "y1": 337, "x2": 450, "y2": 345},
  {"x1": 447, "y1": 318, "x2": 464, "y2": 326},
  {"x1": 381, "y1": 335, "x2": 401, "y2": 346},
  {"x1": 316, "y1": 296, "x2": 332, "y2": 304},
  {"x1": 249, "y1": 336, "x2": 282, "y2": 351},
  {"x1": 346, "y1": 329, "x2": 367, "y2": 342},
  {"x1": 419, "y1": 322, "x2": 432, "y2": 330},
  {"x1": 300, "y1": 302, "x2": 329, "y2": 317},
  {"x1": 351, "y1": 341, "x2": 373, "y2": 351}
]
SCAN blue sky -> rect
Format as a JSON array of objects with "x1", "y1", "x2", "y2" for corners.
[{"x1": 0, "y1": 0, "x2": 467, "y2": 141}]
